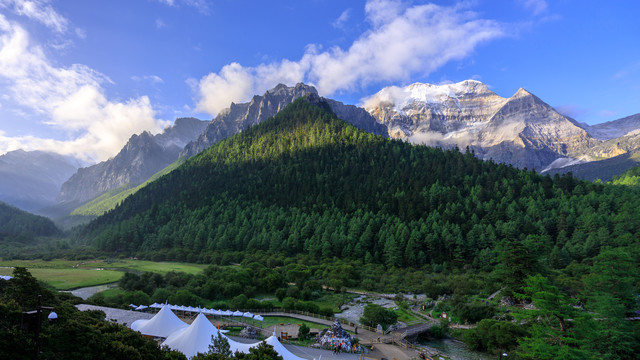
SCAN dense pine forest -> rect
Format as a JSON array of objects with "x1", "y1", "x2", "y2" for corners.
[
  {"x1": 2, "y1": 98, "x2": 638, "y2": 359},
  {"x1": 82, "y1": 98, "x2": 639, "y2": 274},
  {"x1": 0, "y1": 202, "x2": 60, "y2": 239},
  {"x1": 0, "y1": 202, "x2": 62, "y2": 258}
]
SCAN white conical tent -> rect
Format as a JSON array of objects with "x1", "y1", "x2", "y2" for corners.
[
  {"x1": 161, "y1": 313, "x2": 254, "y2": 358},
  {"x1": 130, "y1": 305, "x2": 188, "y2": 338},
  {"x1": 162, "y1": 313, "x2": 222, "y2": 359},
  {"x1": 264, "y1": 335, "x2": 306, "y2": 360}
]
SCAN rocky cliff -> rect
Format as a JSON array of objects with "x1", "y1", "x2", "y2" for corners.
[
  {"x1": 58, "y1": 117, "x2": 207, "y2": 204},
  {"x1": 181, "y1": 83, "x2": 387, "y2": 158},
  {"x1": 582, "y1": 113, "x2": 640, "y2": 140}
]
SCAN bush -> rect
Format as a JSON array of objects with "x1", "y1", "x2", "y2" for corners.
[
  {"x1": 275, "y1": 288, "x2": 287, "y2": 302},
  {"x1": 123, "y1": 290, "x2": 150, "y2": 306},
  {"x1": 462, "y1": 319, "x2": 528, "y2": 354},
  {"x1": 451, "y1": 297, "x2": 495, "y2": 323},
  {"x1": 298, "y1": 323, "x2": 310, "y2": 340},
  {"x1": 319, "y1": 306, "x2": 334, "y2": 317},
  {"x1": 360, "y1": 304, "x2": 398, "y2": 329},
  {"x1": 245, "y1": 298, "x2": 260, "y2": 309},
  {"x1": 282, "y1": 297, "x2": 296, "y2": 310},
  {"x1": 231, "y1": 294, "x2": 248, "y2": 309},
  {"x1": 428, "y1": 325, "x2": 446, "y2": 339}
]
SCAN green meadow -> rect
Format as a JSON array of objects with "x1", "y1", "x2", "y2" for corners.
[
  {"x1": 0, "y1": 258, "x2": 206, "y2": 290},
  {"x1": 0, "y1": 267, "x2": 123, "y2": 290}
]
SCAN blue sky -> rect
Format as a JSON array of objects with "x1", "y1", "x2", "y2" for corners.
[{"x1": 0, "y1": 0, "x2": 638, "y2": 162}]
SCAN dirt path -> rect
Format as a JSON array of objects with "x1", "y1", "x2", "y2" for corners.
[{"x1": 255, "y1": 311, "x2": 420, "y2": 359}]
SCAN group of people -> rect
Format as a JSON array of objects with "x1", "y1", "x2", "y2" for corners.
[{"x1": 330, "y1": 342, "x2": 347, "y2": 354}]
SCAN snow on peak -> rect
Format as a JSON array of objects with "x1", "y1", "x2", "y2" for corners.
[{"x1": 363, "y1": 80, "x2": 492, "y2": 111}]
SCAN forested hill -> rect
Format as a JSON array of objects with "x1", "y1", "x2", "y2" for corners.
[
  {"x1": 0, "y1": 201, "x2": 60, "y2": 239},
  {"x1": 81, "y1": 97, "x2": 640, "y2": 271}
]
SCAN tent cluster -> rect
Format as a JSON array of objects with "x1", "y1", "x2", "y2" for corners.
[
  {"x1": 0, "y1": 275, "x2": 13, "y2": 280},
  {"x1": 133, "y1": 303, "x2": 264, "y2": 321},
  {"x1": 130, "y1": 305, "x2": 302, "y2": 360}
]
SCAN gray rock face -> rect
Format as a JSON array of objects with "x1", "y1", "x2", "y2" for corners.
[
  {"x1": 325, "y1": 98, "x2": 388, "y2": 136},
  {"x1": 364, "y1": 80, "x2": 599, "y2": 170},
  {"x1": 181, "y1": 83, "x2": 316, "y2": 158},
  {"x1": 582, "y1": 113, "x2": 640, "y2": 141},
  {"x1": 543, "y1": 150, "x2": 640, "y2": 182},
  {"x1": 58, "y1": 117, "x2": 207, "y2": 204},
  {"x1": 181, "y1": 83, "x2": 387, "y2": 159},
  {"x1": 0, "y1": 150, "x2": 81, "y2": 211}
]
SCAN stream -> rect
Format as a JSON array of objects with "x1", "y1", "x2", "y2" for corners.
[
  {"x1": 418, "y1": 338, "x2": 494, "y2": 360},
  {"x1": 62, "y1": 283, "x2": 118, "y2": 300}
]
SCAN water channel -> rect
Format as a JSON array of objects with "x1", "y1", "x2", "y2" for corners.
[
  {"x1": 62, "y1": 282, "x2": 118, "y2": 300},
  {"x1": 418, "y1": 338, "x2": 494, "y2": 360}
]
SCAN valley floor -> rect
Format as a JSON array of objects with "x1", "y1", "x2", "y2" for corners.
[{"x1": 76, "y1": 304, "x2": 421, "y2": 360}]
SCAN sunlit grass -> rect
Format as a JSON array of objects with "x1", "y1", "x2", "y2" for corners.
[
  {"x1": 0, "y1": 259, "x2": 206, "y2": 275},
  {"x1": 0, "y1": 267, "x2": 123, "y2": 290},
  {"x1": 0, "y1": 258, "x2": 206, "y2": 290},
  {"x1": 260, "y1": 316, "x2": 327, "y2": 330}
]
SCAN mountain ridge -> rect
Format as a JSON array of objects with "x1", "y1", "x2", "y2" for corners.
[
  {"x1": 0, "y1": 150, "x2": 81, "y2": 211},
  {"x1": 57, "y1": 117, "x2": 207, "y2": 205},
  {"x1": 181, "y1": 83, "x2": 387, "y2": 159},
  {"x1": 79, "y1": 98, "x2": 640, "y2": 277}
]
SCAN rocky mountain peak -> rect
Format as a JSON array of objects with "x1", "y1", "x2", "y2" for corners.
[
  {"x1": 58, "y1": 117, "x2": 207, "y2": 205},
  {"x1": 267, "y1": 82, "x2": 318, "y2": 97},
  {"x1": 513, "y1": 87, "x2": 532, "y2": 97},
  {"x1": 181, "y1": 82, "x2": 387, "y2": 158}
]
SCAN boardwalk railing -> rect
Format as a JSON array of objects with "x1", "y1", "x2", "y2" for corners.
[{"x1": 252, "y1": 308, "x2": 379, "y2": 333}]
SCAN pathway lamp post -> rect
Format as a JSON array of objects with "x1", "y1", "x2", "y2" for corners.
[{"x1": 22, "y1": 295, "x2": 55, "y2": 360}]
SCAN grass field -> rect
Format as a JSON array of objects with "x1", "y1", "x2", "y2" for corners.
[
  {"x1": 71, "y1": 159, "x2": 184, "y2": 216},
  {"x1": 0, "y1": 267, "x2": 123, "y2": 290},
  {"x1": 0, "y1": 258, "x2": 207, "y2": 290},
  {"x1": 260, "y1": 315, "x2": 329, "y2": 330},
  {"x1": 0, "y1": 259, "x2": 207, "y2": 274},
  {"x1": 395, "y1": 307, "x2": 423, "y2": 324}
]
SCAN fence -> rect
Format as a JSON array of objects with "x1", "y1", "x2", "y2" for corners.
[{"x1": 252, "y1": 308, "x2": 379, "y2": 333}]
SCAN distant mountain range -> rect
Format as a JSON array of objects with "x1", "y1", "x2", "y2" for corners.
[
  {"x1": 1, "y1": 81, "x2": 638, "y2": 221},
  {"x1": 581, "y1": 113, "x2": 640, "y2": 140},
  {"x1": 0, "y1": 150, "x2": 82, "y2": 211}
]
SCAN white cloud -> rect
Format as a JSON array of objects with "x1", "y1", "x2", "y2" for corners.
[
  {"x1": 364, "y1": 0, "x2": 404, "y2": 27},
  {"x1": 0, "y1": 0, "x2": 68, "y2": 32},
  {"x1": 131, "y1": 74, "x2": 164, "y2": 83},
  {"x1": 0, "y1": 14, "x2": 169, "y2": 161},
  {"x1": 194, "y1": 0, "x2": 505, "y2": 117},
  {"x1": 156, "y1": 0, "x2": 209, "y2": 14},
  {"x1": 75, "y1": 27, "x2": 86, "y2": 39},
  {"x1": 517, "y1": 0, "x2": 548, "y2": 16},
  {"x1": 194, "y1": 63, "x2": 254, "y2": 116},
  {"x1": 155, "y1": 18, "x2": 166, "y2": 29},
  {"x1": 332, "y1": 8, "x2": 351, "y2": 29}
]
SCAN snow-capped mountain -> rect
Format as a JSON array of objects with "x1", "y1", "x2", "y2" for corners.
[{"x1": 364, "y1": 80, "x2": 600, "y2": 170}]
